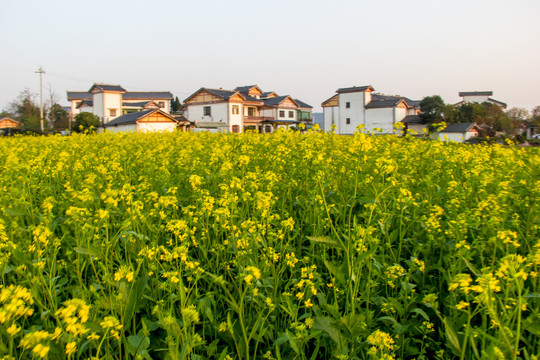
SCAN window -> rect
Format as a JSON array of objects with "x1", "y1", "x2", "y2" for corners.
[
  {"x1": 265, "y1": 125, "x2": 273, "y2": 133},
  {"x1": 346, "y1": 118, "x2": 351, "y2": 124},
  {"x1": 204, "y1": 106, "x2": 211, "y2": 116},
  {"x1": 279, "y1": 110, "x2": 285, "y2": 117},
  {"x1": 232, "y1": 105, "x2": 239, "y2": 115},
  {"x1": 247, "y1": 107, "x2": 256, "y2": 116},
  {"x1": 158, "y1": 101, "x2": 164, "y2": 108},
  {"x1": 109, "y1": 108, "x2": 117, "y2": 117},
  {"x1": 288, "y1": 111, "x2": 294, "y2": 118},
  {"x1": 232, "y1": 125, "x2": 240, "y2": 133},
  {"x1": 346, "y1": 102, "x2": 350, "y2": 108}
]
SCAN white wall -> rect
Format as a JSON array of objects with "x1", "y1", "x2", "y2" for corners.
[
  {"x1": 228, "y1": 103, "x2": 243, "y2": 132},
  {"x1": 338, "y1": 92, "x2": 365, "y2": 134},
  {"x1": 462, "y1": 95, "x2": 490, "y2": 103},
  {"x1": 276, "y1": 107, "x2": 296, "y2": 121},
  {"x1": 186, "y1": 103, "x2": 229, "y2": 124},
  {"x1": 93, "y1": 93, "x2": 104, "y2": 120},
  {"x1": 365, "y1": 108, "x2": 395, "y2": 133},
  {"x1": 103, "y1": 93, "x2": 123, "y2": 120},
  {"x1": 106, "y1": 124, "x2": 137, "y2": 133},
  {"x1": 323, "y1": 107, "x2": 339, "y2": 132}
]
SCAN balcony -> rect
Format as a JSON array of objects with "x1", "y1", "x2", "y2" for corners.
[{"x1": 244, "y1": 116, "x2": 275, "y2": 124}]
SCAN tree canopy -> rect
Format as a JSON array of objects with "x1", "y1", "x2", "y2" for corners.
[{"x1": 73, "y1": 112, "x2": 100, "y2": 133}]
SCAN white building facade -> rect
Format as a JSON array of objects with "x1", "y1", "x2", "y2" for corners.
[{"x1": 322, "y1": 86, "x2": 422, "y2": 135}]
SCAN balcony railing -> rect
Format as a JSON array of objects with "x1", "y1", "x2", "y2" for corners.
[{"x1": 244, "y1": 116, "x2": 275, "y2": 123}]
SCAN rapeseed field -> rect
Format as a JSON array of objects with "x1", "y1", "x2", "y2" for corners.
[{"x1": 0, "y1": 130, "x2": 538, "y2": 359}]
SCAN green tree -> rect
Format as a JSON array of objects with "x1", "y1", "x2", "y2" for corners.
[
  {"x1": 419, "y1": 95, "x2": 446, "y2": 124},
  {"x1": 74, "y1": 112, "x2": 100, "y2": 133},
  {"x1": 49, "y1": 104, "x2": 70, "y2": 131},
  {"x1": 8, "y1": 89, "x2": 41, "y2": 133},
  {"x1": 171, "y1": 96, "x2": 182, "y2": 113}
]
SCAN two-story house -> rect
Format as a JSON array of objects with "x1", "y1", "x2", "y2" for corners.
[
  {"x1": 322, "y1": 86, "x2": 423, "y2": 135},
  {"x1": 67, "y1": 84, "x2": 174, "y2": 119},
  {"x1": 183, "y1": 85, "x2": 312, "y2": 133},
  {"x1": 455, "y1": 91, "x2": 507, "y2": 109},
  {"x1": 67, "y1": 83, "x2": 178, "y2": 132}
]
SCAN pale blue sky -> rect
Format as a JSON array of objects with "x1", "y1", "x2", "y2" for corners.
[{"x1": 1, "y1": 0, "x2": 539, "y2": 112}]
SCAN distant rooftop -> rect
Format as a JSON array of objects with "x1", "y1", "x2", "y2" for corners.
[
  {"x1": 459, "y1": 91, "x2": 493, "y2": 97},
  {"x1": 337, "y1": 85, "x2": 375, "y2": 94}
]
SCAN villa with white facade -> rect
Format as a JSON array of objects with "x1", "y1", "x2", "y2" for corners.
[
  {"x1": 66, "y1": 83, "x2": 178, "y2": 132},
  {"x1": 322, "y1": 86, "x2": 424, "y2": 135},
  {"x1": 183, "y1": 85, "x2": 312, "y2": 133},
  {"x1": 455, "y1": 91, "x2": 507, "y2": 109}
]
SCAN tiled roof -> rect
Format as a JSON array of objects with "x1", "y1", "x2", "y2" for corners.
[
  {"x1": 261, "y1": 91, "x2": 278, "y2": 98},
  {"x1": 89, "y1": 84, "x2": 126, "y2": 92},
  {"x1": 459, "y1": 91, "x2": 493, "y2": 97},
  {"x1": 401, "y1": 115, "x2": 426, "y2": 124},
  {"x1": 122, "y1": 101, "x2": 153, "y2": 107},
  {"x1": 487, "y1": 98, "x2": 507, "y2": 108},
  {"x1": 77, "y1": 100, "x2": 93, "y2": 108},
  {"x1": 440, "y1": 122, "x2": 477, "y2": 133},
  {"x1": 294, "y1": 99, "x2": 313, "y2": 108},
  {"x1": 234, "y1": 85, "x2": 261, "y2": 93},
  {"x1": 104, "y1": 109, "x2": 156, "y2": 127},
  {"x1": 67, "y1": 92, "x2": 92, "y2": 100},
  {"x1": 203, "y1": 88, "x2": 239, "y2": 100},
  {"x1": 337, "y1": 85, "x2": 375, "y2": 94},
  {"x1": 123, "y1": 92, "x2": 173, "y2": 100},
  {"x1": 365, "y1": 98, "x2": 403, "y2": 108},
  {"x1": 263, "y1": 95, "x2": 297, "y2": 107}
]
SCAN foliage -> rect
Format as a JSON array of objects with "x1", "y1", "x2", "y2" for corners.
[
  {"x1": 8, "y1": 89, "x2": 42, "y2": 133},
  {"x1": 49, "y1": 104, "x2": 70, "y2": 131},
  {"x1": 171, "y1": 96, "x2": 182, "y2": 114},
  {"x1": 0, "y1": 130, "x2": 538, "y2": 359},
  {"x1": 419, "y1": 95, "x2": 446, "y2": 124},
  {"x1": 73, "y1": 112, "x2": 100, "y2": 133}
]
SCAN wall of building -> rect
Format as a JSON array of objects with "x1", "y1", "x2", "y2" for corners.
[
  {"x1": 323, "y1": 107, "x2": 339, "y2": 132},
  {"x1": 338, "y1": 92, "x2": 365, "y2": 134},
  {"x1": 462, "y1": 95, "x2": 490, "y2": 103},
  {"x1": 186, "y1": 103, "x2": 229, "y2": 124},
  {"x1": 365, "y1": 108, "x2": 395, "y2": 133},
  {"x1": 102, "y1": 93, "x2": 123, "y2": 121},
  {"x1": 138, "y1": 122, "x2": 177, "y2": 132},
  {"x1": 228, "y1": 103, "x2": 243, "y2": 132},
  {"x1": 106, "y1": 124, "x2": 137, "y2": 133},
  {"x1": 93, "y1": 94, "x2": 104, "y2": 120},
  {"x1": 276, "y1": 107, "x2": 297, "y2": 121}
]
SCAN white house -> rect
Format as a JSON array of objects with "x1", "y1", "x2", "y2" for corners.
[
  {"x1": 438, "y1": 122, "x2": 479, "y2": 142},
  {"x1": 183, "y1": 85, "x2": 313, "y2": 133},
  {"x1": 322, "y1": 86, "x2": 423, "y2": 135},
  {"x1": 102, "y1": 109, "x2": 189, "y2": 133},
  {"x1": 67, "y1": 84, "x2": 174, "y2": 119},
  {"x1": 455, "y1": 91, "x2": 507, "y2": 109}
]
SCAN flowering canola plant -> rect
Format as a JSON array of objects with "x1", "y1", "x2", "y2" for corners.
[{"x1": 0, "y1": 129, "x2": 538, "y2": 359}]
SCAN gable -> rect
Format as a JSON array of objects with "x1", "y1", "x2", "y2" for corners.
[
  {"x1": 185, "y1": 90, "x2": 225, "y2": 105},
  {"x1": 248, "y1": 87, "x2": 263, "y2": 97},
  {"x1": 0, "y1": 118, "x2": 20, "y2": 129},
  {"x1": 322, "y1": 94, "x2": 338, "y2": 107},
  {"x1": 229, "y1": 94, "x2": 245, "y2": 102},
  {"x1": 279, "y1": 97, "x2": 298, "y2": 108},
  {"x1": 138, "y1": 112, "x2": 177, "y2": 123}
]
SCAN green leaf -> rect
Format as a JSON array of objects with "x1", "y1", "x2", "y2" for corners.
[
  {"x1": 306, "y1": 236, "x2": 344, "y2": 250},
  {"x1": 126, "y1": 334, "x2": 150, "y2": 356},
  {"x1": 124, "y1": 276, "x2": 149, "y2": 326},
  {"x1": 314, "y1": 316, "x2": 346, "y2": 352},
  {"x1": 442, "y1": 317, "x2": 462, "y2": 356},
  {"x1": 73, "y1": 246, "x2": 99, "y2": 257}
]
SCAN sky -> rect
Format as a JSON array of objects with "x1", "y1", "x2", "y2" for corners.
[{"x1": 1, "y1": 0, "x2": 539, "y2": 113}]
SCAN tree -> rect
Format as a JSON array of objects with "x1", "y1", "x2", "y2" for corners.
[
  {"x1": 419, "y1": 95, "x2": 446, "y2": 124},
  {"x1": 8, "y1": 89, "x2": 41, "y2": 133},
  {"x1": 50, "y1": 104, "x2": 70, "y2": 131},
  {"x1": 73, "y1": 112, "x2": 100, "y2": 133},
  {"x1": 171, "y1": 96, "x2": 182, "y2": 114},
  {"x1": 531, "y1": 106, "x2": 540, "y2": 127}
]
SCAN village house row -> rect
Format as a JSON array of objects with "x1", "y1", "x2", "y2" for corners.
[{"x1": 60, "y1": 83, "x2": 507, "y2": 140}]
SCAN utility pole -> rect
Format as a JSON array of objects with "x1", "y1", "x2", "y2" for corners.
[{"x1": 35, "y1": 66, "x2": 45, "y2": 133}]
